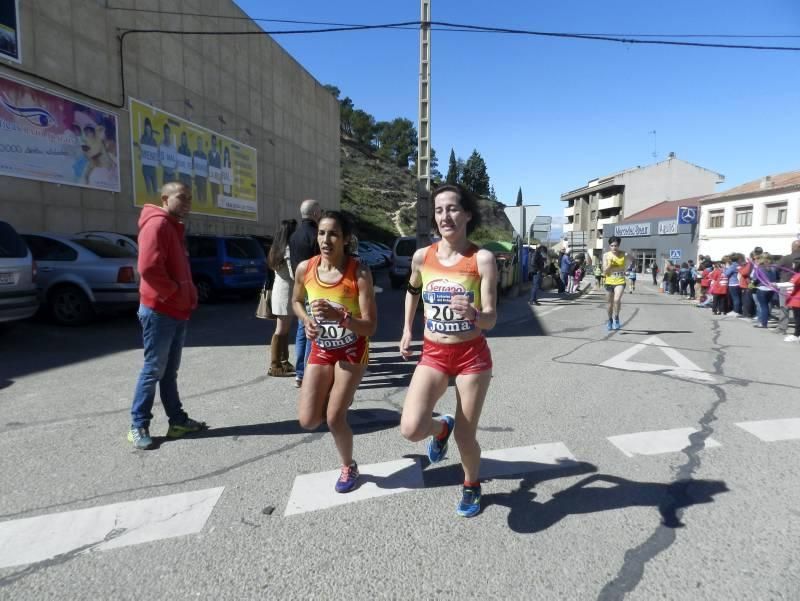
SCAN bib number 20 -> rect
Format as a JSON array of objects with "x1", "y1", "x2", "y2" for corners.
[{"x1": 429, "y1": 305, "x2": 456, "y2": 321}]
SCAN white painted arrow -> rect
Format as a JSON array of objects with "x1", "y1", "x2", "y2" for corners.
[{"x1": 600, "y1": 336, "x2": 715, "y2": 383}]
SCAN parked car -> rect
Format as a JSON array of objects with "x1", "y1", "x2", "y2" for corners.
[
  {"x1": 361, "y1": 241, "x2": 392, "y2": 263},
  {"x1": 21, "y1": 233, "x2": 139, "y2": 325},
  {"x1": 0, "y1": 221, "x2": 39, "y2": 325},
  {"x1": 75, "y1": 231, "x2": 139, "y2": 255},
  {"x1": 356, "y1": 241, "x2": 388, "y2": 268},
  {"x1": 186, "y1": 235, "x2": 267, "y2": 303},
  {"x1": 389, "y1": 236, "x2": 417, "y2": 288}
]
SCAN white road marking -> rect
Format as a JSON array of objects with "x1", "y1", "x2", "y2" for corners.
[
  {"x1": 607, "y1": 427, "x2": 721, "y2": 458},
  {"x1": 537, "y1": 306, "x2": 565, "y2": 317},
  {"x1": 600, "y1": 335, "x2": 716, "y2": 383},
  {"x1": 735, "y1": 418, "x2": 800, "y2": 442},
  {"x1": 480, "y1": 443, "x2": 579, "y2": 478},
  {"x1": 0, "y1": 487, "x2": 224, "y2": 569},
  {"x1": 284, "y1": 458, "x2": 423, "y2": 516}
]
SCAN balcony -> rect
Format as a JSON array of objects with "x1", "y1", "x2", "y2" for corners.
[
  {"x1": 564, "y1": 205, "x2": 575, "y2": 218},
  {"x1": 598, "y1": 194, "x2": 621, "y2": 211},
  {"x1": 562, "y1": 223, "x2": 574, "y2": 233},
  {"x1": 597, "y1": 215, "x2": 619, "y2": 228}
]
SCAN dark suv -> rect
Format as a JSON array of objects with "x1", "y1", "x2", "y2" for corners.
[
  {"x1": 186, "y1": 235, "x2": 267, "y2": 302},
  {"x1": 0, "y1": 221, "x2": 38, "y2": 324}
]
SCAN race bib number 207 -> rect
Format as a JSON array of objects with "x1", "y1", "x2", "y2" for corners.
[{"x1": 422, "y1": 280, "x2": 475, "y2": 334}]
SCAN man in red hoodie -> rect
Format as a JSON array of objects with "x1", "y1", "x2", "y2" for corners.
[{"x1": 128, "y1": 182, "x2": 207, "y2": 450}]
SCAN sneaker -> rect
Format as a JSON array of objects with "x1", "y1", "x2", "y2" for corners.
[
  {"x1": 784, "y1": 335, "x2": 799, "y2": 342},
  {"x1": 294, "y1": 378, "x2": 302, "y2": 389},
  {"x1": 334, "y1": 462, "x2": 359, "y2": 493},
  {"x1": 606, "y1": 319, "x2": 613, "y2": 331},
  {"x1": 427, "y1": 414, "x2": 455, "y2": 463},
  {"x1": 613, "y1": 318, "x2": 621, "y2": 330},
  {"x1": 128, "y1": 426, "x2": 153, "y2": 450},
  {"x1": 457, "y1": 485, "x2": 482, "y2": 518},
  {"x1": 166, "y1": 417, "x2": 208, "y2": 438}
]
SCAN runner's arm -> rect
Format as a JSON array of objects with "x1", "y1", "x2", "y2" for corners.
[
  {"x1": 347, "y1": 262, "x2": 377, "y2": 337},
  {"x1": 400, "y1": 248, "x2": 426, "y2": 358},
  {"x1": 291, "y1": 261, "x2": 318, "y2": 339},
  {"x1": 474, "y1": 249, "x2": 498, "y2": 331}
]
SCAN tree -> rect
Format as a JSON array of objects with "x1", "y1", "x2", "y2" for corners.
[
  {"x1": 446, "y1": 149, "x2": 459, "y2": 184},
  {"x1": 339, "y1": 96, "x2": 354, "y2": 136},
  {"x1": 376, "y1": 117, "x2": 417, "y2": 167},
  {"x1": 350, "y1": 109, "x2": 375, "y2": 147},
  {"x1": 323, "y1": 84, "x2": 341, "y2": 99},
  {"x1": 430, "y1": 148, "x2": 443, "y2": 181},
  {"x1": 461, "y1": 149, "x2": 490, "y2": 196},
  {"x1": 516, "y1": 187, "x2": 523, "y2": 206},
  {"x1": 490, "y1": 185, "x2": 498, "y2": 202}
]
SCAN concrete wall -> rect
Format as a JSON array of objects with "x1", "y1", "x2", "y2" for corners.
[
  {"x1": 698, "y1": 189, "x2": 800, "y2": 258},
  {"x1": 0, "y1": 0, "x2": 340, "y2": 236},
  {"x1": 622, "y1": 159, "x2": 720, "y2": 218}
]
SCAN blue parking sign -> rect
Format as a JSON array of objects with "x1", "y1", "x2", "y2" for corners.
[
  {"x1": 670, "y1": 249, "x2": 682, "y2": 260},
  {"x1": 677, "y1": 206, "x2": 698, "y2": 224}
]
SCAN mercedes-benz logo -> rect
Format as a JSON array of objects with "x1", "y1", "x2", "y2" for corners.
[{"x1": 680, "y1": 207, "x2": 697, "y2": 222}]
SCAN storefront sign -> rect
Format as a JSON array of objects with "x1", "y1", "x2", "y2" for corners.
[
  {"x1": 0, "y1": 0, "x2": 21, "y2": 63},
  {"x1": 658, "y1": 220, "x2": 678, "y2": 235},
  {"x1": 677, "y1": 206, "x2": 699, "y2": 225},
  {"x1": 0, "y1": 74, "x2": 120, "y2": 191},
  {"x1": 614, "y1": 223, "x2": 651, "y2": 237},
  {"x1": 130, "y1": 98, "x2": 258, "y2": 221}
]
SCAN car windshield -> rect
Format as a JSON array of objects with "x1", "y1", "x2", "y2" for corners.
[
  {"x1": 0, "y1": 222, "x2": 28, "y2": 258},
  {"x1": 72, "y1": 239, "x2": 136, "y2": 258},
  {"x1": 395, "y1": 239, "x2": 416, "y2": 257},
  {"x1": 225, "y1": 238, "x2": 264, "y2": 259}
]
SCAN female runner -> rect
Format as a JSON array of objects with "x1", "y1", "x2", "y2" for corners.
[
  {"x1": 292, "y1": 211, "x2": 377, "y2": 493},
  {"x1": 399, "y1": 184, "x2": 498, "y2": 518},
  {"x1": 603, "y1": 236, "x2": 628, "y2": 330}
]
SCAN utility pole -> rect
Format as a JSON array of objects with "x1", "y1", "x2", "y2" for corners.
[{"x1": 416, "y1": 0, "x2": 431, "y2": 247}]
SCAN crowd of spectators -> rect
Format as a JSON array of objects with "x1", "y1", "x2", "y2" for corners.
[{"x1": 655, "y1": 239, "x2": 800, "y2": 342}]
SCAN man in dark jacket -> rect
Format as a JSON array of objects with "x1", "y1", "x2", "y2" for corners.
[
  {"x1": 776, "y1": 239, "x2": 800, "y2": 334},
  {"x1": 289, "y1": 198, "x2": 322, "y2": 387},
  {"x1": 129, "y1": 182, "x2": 207, "y2": 450}
]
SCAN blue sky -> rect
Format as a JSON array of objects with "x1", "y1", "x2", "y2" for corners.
[{"x1": 236, "y1": 0, "x2": 800, "y2": 222}]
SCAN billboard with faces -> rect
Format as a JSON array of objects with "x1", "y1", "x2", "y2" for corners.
[
  {"x1": 129, "y1": 98, "x2": 258, "y2": 221},
  {"x1": 0, "y1": 74, "x2": 120, "y2": 191}
]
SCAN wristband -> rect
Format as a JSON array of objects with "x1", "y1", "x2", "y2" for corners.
[{"x1": 470, "y1": 309, "x2": 481, "y2": 325}]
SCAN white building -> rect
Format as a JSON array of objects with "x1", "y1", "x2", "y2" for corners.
[{"x1": 698, "y1": 170, "x2": 800, "y2": 259}]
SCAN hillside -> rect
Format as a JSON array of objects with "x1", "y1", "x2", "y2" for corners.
[{"x1": 339, "y1": 138, "x2": 514, "y2": 245}]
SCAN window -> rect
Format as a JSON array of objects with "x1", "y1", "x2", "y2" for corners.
[
  {"x1": 0, "y1": 221, "x2": 27, "y2": 258},
  {"x1": 72, "y1": 239, "x2": 136, "y2": 258},
  {"x1": 224, "y1": 237, "x2": 264, "y2": 259},
  {"x1": 708, "y1": 210, "x2": 724, "y2": 229},
  {"x1": 21, "y1": 235, "x2": 78, "y2": 261},
  {"x1": 765, "y1": 202, "x2": 788, "y2": 225},
  {"x1": 734, "y1": 206, "x2": 753, "y2": 227},
  {"x1": 187, "y1": 236, "x2": 217, "y2": 258}
]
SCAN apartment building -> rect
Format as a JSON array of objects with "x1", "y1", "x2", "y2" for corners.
[
  {"x1": 561, "y1": 154, "x2": 723, "y2": 260},
  {"x1": 698, "y1": 170, "x2": 800, "y2": 259}
]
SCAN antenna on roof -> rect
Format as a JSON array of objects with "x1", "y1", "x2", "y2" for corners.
[{"x1": 649, "y1": 130, "x2": 657, "y2": 160}]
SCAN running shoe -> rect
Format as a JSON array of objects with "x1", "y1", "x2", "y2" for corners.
[
  {"x1": 606, "y1": 319, "x2": 613, "y2": 331},
  {"x1": 427, "y1": 414, "x2": 455, "y2": 463},
  {"x1": 784, "y1": 335, "x2": 799, "y2": 342},
  {"x1": 166, "y1": 417, "x2": 208, "y2": 438},
  {"x1": 457, "y1": 485, "x2": 482, "y2": 518},
  {"x1": 613, "y1": 318, "x2": 621, "y2": 330},
  {"x1": 128, "y1": 426, "x2": 153, "y2": 450},
  {"x1": 335, "y1": 462, "x2": 359, "y2": 493}
]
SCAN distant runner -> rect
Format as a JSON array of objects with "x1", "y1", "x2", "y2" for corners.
[
  {"x1": 400, "y1": 184, "x2": 498, "y2": 518},
  {"x1": 602, "y1": 236, "x2": 628, "y2": 331}
]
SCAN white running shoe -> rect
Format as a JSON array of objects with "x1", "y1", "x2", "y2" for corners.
[{"x1": 784, "y1": 335, "x2": 799, "y2": 342}]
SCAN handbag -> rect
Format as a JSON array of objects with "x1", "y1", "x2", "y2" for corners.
[{"x1": 256, "y1": 283, "x2": 276, "y2": 320}]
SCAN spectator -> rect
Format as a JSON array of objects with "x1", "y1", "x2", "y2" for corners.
[
  {"x1": 724, "y1": 253, "x2": 742, "y2": 316},
  {"x1": 267, "y1": 219, "x2": 298, "y2": 377},
  {"x1": 650, "y1": 261, "x2": 659, "y2": 285},
  {"x1": 783, "y1": 256, "x2": 800, "y2": 343},
  {"x1": 775, "y1": 240, "x2": 800, "y2": 335},
  {"x1": 558, "y1": 250, "x2": 570, "y2": 295},
  {"x1": 528, "y1": 245, "x2": 547, "y2": 306},
  {"x1": 753, "y1": 254, "x2": 778, "y2": 328}
]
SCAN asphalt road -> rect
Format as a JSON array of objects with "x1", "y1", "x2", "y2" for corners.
[{"x1": 1, "y1": 273, "x2": 799, "y2": 600}]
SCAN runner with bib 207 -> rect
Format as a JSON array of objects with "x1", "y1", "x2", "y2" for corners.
[{"x1": 399, "y1": 184, "x2": 498, "y2": 518}]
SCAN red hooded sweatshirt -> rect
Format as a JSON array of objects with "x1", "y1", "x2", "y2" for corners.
[{"x1": 137, "y1": 204, "x2": 197, "y2": 320}]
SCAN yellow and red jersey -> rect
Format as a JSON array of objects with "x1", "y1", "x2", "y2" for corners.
[
  {"x1": 420, "y1": 243, "x2": 482, "y2": 335},
  {"x1": 304, "y1": 255, "x2": 362, "y2": 350}
]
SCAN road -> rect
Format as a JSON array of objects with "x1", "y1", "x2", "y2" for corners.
[{"x1": 1, "y1": 274, "x2": 799, "y2": 600}]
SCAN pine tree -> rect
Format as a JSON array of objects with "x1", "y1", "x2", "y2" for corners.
[
  {"x1": 490, "y1": 185, "x2": 498, "y2": 202},
  {"x1": 516, "y1": 187, "x2": 523, "y2": 206},
  {"x1": 462, "y1": 150, "x2": 490, "y2": 196},
  {"x1": 445, "y1": 148, "x2": 459, "y2": 184}
]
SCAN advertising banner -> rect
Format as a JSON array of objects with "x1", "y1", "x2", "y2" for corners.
[
  {"x1": 130, "y1": 98, "x2": 257, "y2": 220},
  {"x1": 0, "y1": 0, "x2": 20, "y2": 63},
  {"x1": 614, "y1": 223, "x2": 651, "y2": 237},
  {"x1": 0, "y1": 74, "x2": 120, "y2": 191},
  {"x1": 657, "y1": 220, "x2": 678, "y2": 235},
  {"x1": 677, "y1": 206, "x2": 699, "y2": 225}
]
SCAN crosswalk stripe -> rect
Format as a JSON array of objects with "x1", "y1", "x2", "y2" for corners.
[
  {"x1": 284, "y1": 458, "x2": 424, "y2": 516},
  {"x1": 735, "y1": 418, "x2": 800, "y2": 442},
  {"x1": 480, "y1": 443, "x2": 578, "y2": 478},
  {"x1": 0, "y1": 487, "x2": 224, "y2": 569},
  {"x1": 608, "y1": 428, "x2": 721, "y2": 458}
]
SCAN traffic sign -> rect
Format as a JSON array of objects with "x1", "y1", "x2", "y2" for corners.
[{"x1": 669, "y1": 249, "x2": 682, "y2": 260}]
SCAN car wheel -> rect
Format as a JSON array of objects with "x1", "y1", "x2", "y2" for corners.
[
  {"x1": 194, "y1": 278, "x2": 215, "y2": 303},
  {"x1": 49, "y1": 285, "x2": 93, "y2": 326}
]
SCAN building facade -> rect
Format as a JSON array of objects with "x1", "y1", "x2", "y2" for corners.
[
  {"x1": 561, "y1": 154, "x2": 723, "y2": 261},
  {"x1": 0, "y1": 0, "x2": 340, "y2": 238},
  {"x1": 697, "y1": 171, "x2": 800, "y2": 259},
  {"x1": 603, "y1": 199, "x2": 703, "y2": 273}
]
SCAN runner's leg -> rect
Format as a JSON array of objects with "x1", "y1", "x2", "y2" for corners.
[
  {"x1": 453, "y1": 371, "x2": 492, "y2": 483},
  {"x1": 297, "y1": 363, "x2": 334, "y2": 430},
  {"x1": 613, "y1": 284, "x2": 624, "y2": 319},
  {"x1": 326, "y1": 361, "x2": 367, "y2": 466},
  {"x1": 400, "y1": 365, "x2": 450, "y2": 442}
]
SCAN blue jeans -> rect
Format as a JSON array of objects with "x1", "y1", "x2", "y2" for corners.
[
  {"x1": 131, "y1": 305, "x2": 189, "y2": 429},
  {"x1": 755, "y1": 289, "x2": 774, "y2": 327},
  {"x1": 529, "y1": 272, "x2": 542, "y2": 302},
  {"x1": 294, "y1": 320, "x2": 313, "y2": 381},
  {"x1": 728, "y1": 286, "x2": 742, "y2": 314}
]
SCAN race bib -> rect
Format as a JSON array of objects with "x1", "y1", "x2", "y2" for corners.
[
  {"x1": 611, "y1": 271, "x2": 624, "y2": 279},
  {"x1": 313, "y1": 300, "x2": 357, "y2": 349},
  {"x1": 422, "y1": 279, "x2": 475, "y2": 334}
]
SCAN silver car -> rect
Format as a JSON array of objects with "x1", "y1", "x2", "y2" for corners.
[
  {"x1": 0, "y1": 221, "x2": 39, "y2": 324},
  {"x1": 21, "y1": 233, "x2": 139, "y2": 326}
]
